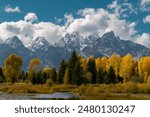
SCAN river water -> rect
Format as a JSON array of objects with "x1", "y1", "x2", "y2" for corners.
[{"x1": 0, "y1": 92, "x2": 80, "y2": 100}]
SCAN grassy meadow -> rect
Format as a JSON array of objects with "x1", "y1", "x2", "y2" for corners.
[{"x1": 1, "y1": 82, "x2": 150, "y2": 100}]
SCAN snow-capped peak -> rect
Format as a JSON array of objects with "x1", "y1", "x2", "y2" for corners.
[
  {"x1": 101, "y1": 31, "x2": 119, "y2": 41},
  {"x1": 55, "y1": 32, "x2": 84, "y2": 47},
  {"x1": 28, "y1": 37, "x2": 50, "y2": 51},
  {"x1": 63, "y1": 31, "x2": 83, "y2": 43},
  {"x1": 4, "y1": 36, "x2": 24, "y2": 48},
  {"x1": 85, "y1": 34, "x2": 100, "y2": 43},
  {"x1": 88, "y1": 34, "x2": 100, "y2": 40}
]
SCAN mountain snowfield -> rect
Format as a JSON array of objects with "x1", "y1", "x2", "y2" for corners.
[{"x1": 0, "y1": 31, "x2": 150, "y2": 69}]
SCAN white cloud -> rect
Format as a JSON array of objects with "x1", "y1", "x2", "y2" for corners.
[
  {"x1": 4, "y1": 5, "x2": 21, "y2": 13},
  {"x1": 107, "y1": 0, "x2": 138, "y2": 18},
  {"x1": 0, "y1": 12, "x2": 66, "y2": 46},
  {"x1": 0, "y1": 6, "x2": 148, "y2": 48},
  {"x1": 67, "y1": 8, "x2": 137, "y2": 40},
  {"x1": 0, "y1": 20, "x2": 66, "y2": 46},
  {"x1": 0, "y1": 8, "x2": 138, "y2": 46},
  {"x1": 137, "y1": 33, "x2": 150, "y2": 48},
  {"x1": 67, "y1": 8, "x2": 109, "y2": 36},
  {"x1": 143, "y1": 15, "x2": 150, "y2": 23},
  {"x1": 33, "y1": 22, "x2": 66, "y2": 44},
  {"x1": 141, "y1": 0, "x2": 150, "y2": 11},
  {"x1": 64, "y1": 13, "x2": 74, "y2": 27},
  {"x1": 24, "y1": 13, "x2": 38, "y2": 23}
]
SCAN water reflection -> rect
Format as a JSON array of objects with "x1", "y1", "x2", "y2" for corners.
[{"x1": 0, "y1": 92, "x2": 80, "y2": 100}]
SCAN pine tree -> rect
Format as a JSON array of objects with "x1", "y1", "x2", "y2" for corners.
[
  {"x1": 51, "y1": 68, "x2": 57, "y2": 83},
  {"x1": 64, "y1": 68, "x2": 69, "y2": 85},
  {"x1": 87, "y1": 58, "x2": 97, "y2": 84},
  {"x1": 43, "y1": 67, "x2": 52, "y2": 79},
  {"x1": 25, "y1": 72, "x2": 28, "y2": 81},
  {"x1": 96, "y1": 68, "x2": 105, "y2": 84},
  {"x1": 104, "y1": 66, "x2": 116, "y2": 84},
  {"x1": 0, "y1": 67, "x2": 5, "y2": 83},
  {"x1": 42, "y1": 71, "x2": 48, "y2": 83},
  {"x1": 31, "y1": 72, "x2": 37, "y2": 84},
  {"x1": 36, "y1": 71, "x2": 42, "y2": 84},
  {"x1": 68, "y1": 50, "x2": 78, "y2": 84},
  {"x1": 72, "y1": 60, "x2": 83, "y2": 86},
  {"x1": 19, "y1": 71, "x2": 26, "y2": 81},
  {"x1": 30, "y1": 71, "x2": 45, "y2": 84},
  {"x1": 39, "y1": 71, "x2": 46, "y2": 84},
  {"x1": 58, "y1": 59, "x2": 67, "y2": 84}
]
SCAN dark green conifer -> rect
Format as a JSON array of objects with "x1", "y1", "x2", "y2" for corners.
[
  {"x1": 68, "y1": 50, "x2": 78, "y2": 84},
  {"x1": 97, "y1": 68, "x2": 106, "y2": 84},
  {"x1": 51, "y1": 68, "x2": 57, "y2": 83},
  {"x1": 87, "y1": 58, "x2": 97, "y2": 84},
  {"x1": 104, "y1": 66, "x2": 116, "y2": 84},
  {"x1": 58, "y1": 59, "x2": 67, "y2": 84},
  {"x1": 72, "y1": 60, "x2": 83, "y2": 86}
]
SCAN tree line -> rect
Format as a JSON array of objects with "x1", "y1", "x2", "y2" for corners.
[{"x1": 0, "y1": 51, "x2": 150, "y2": 85}]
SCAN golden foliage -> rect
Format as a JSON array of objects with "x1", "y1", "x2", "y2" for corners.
[
  {"x1": 119, "y1": 54, "x2": 135, "y2": 82},
  {"x1": 4, "y1": 54, "x2": 22, "y2": 83},
  {"x1": 64, "y1": 68, "x2": 69, "y2": 85},
  {"x1": 28, "y1": 58, "x2": 42, "y2": 79},
  {"x1": 138, "y1": 57, "x2": 150, "y2": 83}
]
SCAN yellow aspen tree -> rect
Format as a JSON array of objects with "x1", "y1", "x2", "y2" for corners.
[
  {"x1": 119, "y1": 54, "x2": 134, "y2": 82},
  {"x1": 95, "y1": 58, "x2": 101, "y2": 71},
  {"x1": 28, "y1": 58, "x2": 42, "y2": 79},
  {"x1": 4, "y1": 54, "x2": 22, "y2": 84},
  {"x1": 101, "y1": 56, "x2": 108, "y2": 71},
  {"x1": 138, "y1": 57, "x2": 150, "y2": 83},
  {"x1": 64, "y1": 68, "x2": 69, "y2": 85}
]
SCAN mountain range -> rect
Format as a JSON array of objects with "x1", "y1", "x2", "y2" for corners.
[{"x1": 0, "y1": 31, "x2": 150, "y2": 70}]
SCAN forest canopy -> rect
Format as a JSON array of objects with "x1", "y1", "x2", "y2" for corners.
[{"x1": 0, "y1": 51, "x2": 150, "y2": 85}]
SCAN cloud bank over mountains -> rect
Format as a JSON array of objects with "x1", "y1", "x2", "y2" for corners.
[{"x1": 0, "y1": 0, "x2": 149, "y2": 48}]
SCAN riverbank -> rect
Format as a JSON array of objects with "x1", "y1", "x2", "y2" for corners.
[
  {"x1": 0, "y1": 83, "x2": 77, "y2": 94},
  {"x1": 75, "y1": 83, "x2": 150, "y2": 100},
  {"x1": 1, "y1": 83, "x2": 150, "y2": 100}
]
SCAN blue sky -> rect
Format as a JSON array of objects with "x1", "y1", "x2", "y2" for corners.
[
  {"x1": 0, "y1": 0, "x2": 108, "y2": 22},
  {"x1": 0, "y1": 0, "x2": 150, "y2": 48}
]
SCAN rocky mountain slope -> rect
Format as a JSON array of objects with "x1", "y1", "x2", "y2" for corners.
[{"x1": 0, "y1": 31, "x2": 150, "y2": 69}]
